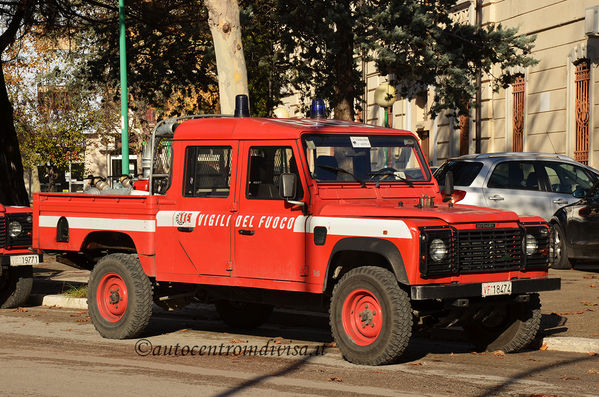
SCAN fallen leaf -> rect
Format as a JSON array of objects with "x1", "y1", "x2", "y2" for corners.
[
  {"x1": 561, "y1": 375, "x2": 580, "y2": 381},
  {"x1": 76, "y1": 318, "x2": 88, "y2": 323},
  {"x1": 590, "y1": 284, "x2": 598, "y2": 288},
  {"x1": 591, "y1": 334, "x2": 599, "y2": 337},
  {"x1": 12, "y1": 307, "x2": 27, "y2": 312},
  {"x1": 589, "y1": 369, "x2": 599, "y2": 374},
  {"x1": 589, "y1": 352, "x2": 597, "y2": 357},
  {"x1": 273, "y1": 340, "x2": 282, "y2": 344},
  {"x1": 69, "y1": 314, "x2": 80, "y2": 317},
  {"x1": 408, "y1": 362, "x2": 423, "y2": 366},
  {"x1": 64, "y1": 328, "x2": 72, "y2": 332},
  {"x1": 584, "y1": 275, "x2": 599, "y2": 279},
  {"x1": 230, "y1": 339, "x2": 246, "y2": 344},
  {"x1": 493, "y1": 350, "x2": 505, "y2": 357},
  {"x1": 471, "y1": 352, "x2": 487, "y2": 355},
  {"x1": 324, "y1": 342, "x2": 337, "y2": 348},
  {"x1": 450, "y1": 353, "x2": 455, "y2": 357},
  {"x1": 539, "y1": 343, "x2": 548, "y2": 351},
  {"x1": 328, "y1": 377, "x2": 343, "y2": 382},
  {"x1": 581, "y1": 301, "x2": 599, "y2": 306},
  {"x1": 180, "y1": 329, "x2": 189, "y2": 332}
]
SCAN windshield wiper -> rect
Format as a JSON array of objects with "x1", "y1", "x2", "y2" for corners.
[
  {"x1": 368, "y1": 170, "x2": 414, "y2": 187},
  {"x1": 317, "y1": 164, "x2": 366, "y2": 187}
]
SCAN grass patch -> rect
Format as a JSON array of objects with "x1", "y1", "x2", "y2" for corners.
[{"x1": 62, "y1": 284, "x2": 88, "y2": 299}]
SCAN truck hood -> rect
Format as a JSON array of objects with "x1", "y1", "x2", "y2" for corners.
[{"x1": 317, "y1": 203, "x2": 522, "y2": 224}]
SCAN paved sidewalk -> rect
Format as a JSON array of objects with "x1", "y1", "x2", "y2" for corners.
[{"x1": 30, "y1": 257, "x2": 599, "y2": 353}]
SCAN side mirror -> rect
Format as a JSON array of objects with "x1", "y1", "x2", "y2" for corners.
[
  {"x1": 573, "y1": 188, "x2": 586, "y2": 199},
  {"x1": 279, "y1": 173, "x2": 297, "y2": 200},
  {"x1": 444, "y1": 171, "x2": 454, "y2": 196}
]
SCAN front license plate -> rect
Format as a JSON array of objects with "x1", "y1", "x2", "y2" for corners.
[
  {"x1": 482, "y1": 281, "x2": 512, "y2": 297},
  {"x1": 10, "y1": 255, "x2": 40, "y2": 266}
]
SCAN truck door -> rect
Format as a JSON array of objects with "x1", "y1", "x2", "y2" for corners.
[
  {"x1": 167, "y1": 143, "x2": 237, "y2": 276},
  {"x1": 233, "y1": 142, "x2": 307, "y2": 282}
]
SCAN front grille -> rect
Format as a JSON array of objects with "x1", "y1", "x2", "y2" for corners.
[
  {"x1": 419, "y1": 224, "x2": 550, "y2": 278},
  {"x1": 458, "y1": 229, "x2": 522, "y2": 273},
  {"x1": 0, "y1": 217, "x2": 5, "y2": 248}
]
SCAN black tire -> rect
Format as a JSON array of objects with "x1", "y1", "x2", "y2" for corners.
[
  {"x1": 88, "y1": 254, "x2": 153, "y2": 339},
  {"x1": 551, "y1": 224, "x2": 571, "y2": 269},
  {"x1": 0, "y1": 266, "x2": 33, "y2": 309},
  {"x1": 329, "y1": 266, "x2": 412, "y2": 365},
  {"x1": 215, "y1": 300, "x2": 273, "y2": 329},
  {"x1": 465, "y1": 293, "x2": 541, "y2": 353}
]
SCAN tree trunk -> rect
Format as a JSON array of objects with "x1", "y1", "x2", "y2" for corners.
[
  {"x1": 0, "y1": 62, "x2": 30, "y2": 206},
  {"x1": 204, "y1": 0, "x2": 249, "y2": 115},
  {"x1": 332, "y1": 4, "x2": 355, "y2": 121},
  {"x1": 31, "y1": 166, "x2": 40, "y2": 194},
  {"x1": 46, "y1": 165, "x2": 58, "y2": 192}
]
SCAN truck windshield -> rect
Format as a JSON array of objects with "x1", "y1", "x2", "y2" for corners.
[{"x1": 302, "y1": 134, "x2": 430, "y2": 184}]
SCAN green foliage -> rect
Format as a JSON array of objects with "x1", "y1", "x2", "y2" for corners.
[
  {"x1": 360, "y1": 0, "x2": 538, "y2": 117},
  {"x1": 5, "y1": 28, "x2": 118, "y2": 172},
  {"x1": 79, "y1": 0, "x2": 219, "y2": 117},
  {"x1": 277, "y1": 0, "x2": 537, "y2": 119},
  {"x1": 240, "y1": 0, "x2": 288, "y2": 117}
]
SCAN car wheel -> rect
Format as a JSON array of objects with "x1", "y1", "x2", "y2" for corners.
[
  {"x1": 88, "y1": 253, "x2": 153, "y2": 339},
  {"x1": 330, "y1": 266, "x2": 412, "y2": 365},
  {"x1": 0, "y1": 266, "x2": 33, "y2": 308},
  {"x1": 551, "y1": 224, "x2": 571, "y2": 269},
  {"x1": 464, "y1": 293, "x2": 541, "y2": 353}
]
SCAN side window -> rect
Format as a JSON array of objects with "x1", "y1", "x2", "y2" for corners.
[
  {"x1": 183, "y1": 146, "x2": 232, "y2": 197},
  {"x1": 487, "y1": 161, "x2": 539, "y2": 190},
  {"x1": 543, "y1": 162, "x2": 594, "y2": 194},
  {"x1": 247, "y1": 146, "x2": 303, "y2": 200}
]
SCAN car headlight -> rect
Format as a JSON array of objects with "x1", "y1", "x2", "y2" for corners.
[
  {"x1": 8, "y1": 221, "x2": 22, "y2": 238},
  {"x1": 429, "y1": 238, "x2": 448, "y2": 262},
  {"x1": 525, "y1": 234, "x2": 538, "y2": 256}
]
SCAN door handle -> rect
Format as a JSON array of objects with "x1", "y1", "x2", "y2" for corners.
[
  {"x1": 488, "y1": 194, "x2": 504, "y2": 201},
  {"x1": 238, "y1": 229, "x2": 255, "y2": 236},
  {"x1": 177, "y1": 227, "x2": 193, "y2": 233},
  {"x1": 552, "y1": 198, "x2": 567, "y2": 205}
]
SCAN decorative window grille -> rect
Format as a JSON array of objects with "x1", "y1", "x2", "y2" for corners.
[
  {"x1": 512, "y1": 75, "x2": 525, "y2": 152},
  {"x1": 575, "y1": 60, "x2": 590, "y2": 165}
]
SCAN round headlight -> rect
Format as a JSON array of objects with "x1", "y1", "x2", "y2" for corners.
[
  {"x1": 525, "y1": 234, "x2": 538, "y2": 256},
  {"x1": 8, "y1": 221, "x2": 22, "y2": 238},
  {"x1": 429, "y1": 238, "x2": 448, "y2": 262}
]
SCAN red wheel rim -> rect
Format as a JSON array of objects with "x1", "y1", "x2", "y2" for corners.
[
  {"x1": 96, "y1": 273, "x2": 128, "y2": 322},
  {"x1": 341, "y1": 288, "x2": 383, "y2": 346}
]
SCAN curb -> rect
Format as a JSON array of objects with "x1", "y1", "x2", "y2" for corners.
[
  {"x1": 29, "y1": 294, "x2": 88, "y2": 310},
  {"x1": 542, "y1": 336, "x2": 599, "y2": 354}
]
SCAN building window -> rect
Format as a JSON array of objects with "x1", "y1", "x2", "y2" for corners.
[
  {"x1": 512, "y1": 75, "x2": 525, "y2": 152},
  {"x1": 575, "y1": 60, "x2": 590, "y2": 165}
]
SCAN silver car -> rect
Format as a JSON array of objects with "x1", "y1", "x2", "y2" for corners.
[{"x1": 434, "y1": 152, "x2": 599, "y2": 221}]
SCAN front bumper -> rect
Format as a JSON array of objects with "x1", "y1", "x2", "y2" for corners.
[{"x1": 410, "y1": 277, "x2": 561, "y2": 300}]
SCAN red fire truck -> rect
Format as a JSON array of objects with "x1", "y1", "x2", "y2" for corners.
[
  {"x1": 32, "y1": 97, "x2": 559, "y2": 365},
  {"x1": 0, "y1": 205, "x2": 40, "y2": 308}
]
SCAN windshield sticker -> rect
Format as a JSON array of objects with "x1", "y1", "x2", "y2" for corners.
[
  {"x1": 306, "y1": 140, "x2": 316, "y2": 150},
  {"x1": 350, "y1": 136, "x2": 371, "y2": 148}
]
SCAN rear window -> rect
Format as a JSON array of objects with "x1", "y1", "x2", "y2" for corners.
[{"x1": 434, "y1": 161, "x2": 483, "y2": 187}]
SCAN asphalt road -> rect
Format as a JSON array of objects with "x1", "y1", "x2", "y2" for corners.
[{"x1": 1, "y1": 303, "x2": 598, "y2": 396}]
